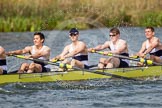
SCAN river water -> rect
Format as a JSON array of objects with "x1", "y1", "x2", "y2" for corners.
[{"x1": 0, "y1": 27, "x2": 162, "y2": 108}]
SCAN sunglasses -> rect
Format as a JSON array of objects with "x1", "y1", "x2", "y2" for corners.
[
  {"x1": 70, "y1": 33, "x2": 78, "y2": 36},
  {"x1": 109, "y1": 34, "x2": 116, "y2": 37}
]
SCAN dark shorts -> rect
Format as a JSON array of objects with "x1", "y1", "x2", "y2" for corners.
[
  {"x1": 0, "y1": 59, "x2": 6, "y2": 66},
  {"x1": 72, "y1": 55, "x2": 89, "y2": 69},
  {"x1": 119, "y1": 59, "x2": 129, "y2": 68},
  {"x1": 150, "y1": 50, "x2": 162, "y2": 56},
  {"x1": 34, "y1": 61, "x2": 50, "y2": 72},
  {"x1": 0, "y1": 60, "x2": 7, "y2": 74},
  {"x1": 42, "y1": 67, "x2": 50, "y2": 72},
  {"x1": 84, "y1": 65, "x2": 90, "y2": 69},
  {"x1": 3, "y1": 70, "x2": 7, "y2": 74},
  {"x1": 73, "y1": 55, "x2": 88, "y2": 61},
  {"x1": 118, "y1": 53, "x2": 129, "y2": 68}
]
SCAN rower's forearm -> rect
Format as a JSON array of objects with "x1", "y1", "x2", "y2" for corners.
[
  {"x1": 64, "y1": 53, "x2": 72, "y2": 58},
  {"x1": 144, "y1": 48, "x2": 152, "y2": 55},
  {"x1": 94, "y1": 45, "x2": 103, "y2": 51},
  {"x1": 11, "y1": 50, "x2": 23, "y2": 55}
]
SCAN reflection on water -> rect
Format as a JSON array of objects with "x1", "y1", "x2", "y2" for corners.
[{"x1": 1, "y1": 27, "x2": 162, "y2": 108}]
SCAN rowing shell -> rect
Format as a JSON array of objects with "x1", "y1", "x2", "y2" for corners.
[{"x1": 0, "y1": 66, "x2": 162, "y2": 85}]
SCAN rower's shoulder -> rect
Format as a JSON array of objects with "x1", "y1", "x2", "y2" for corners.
[
  {"x1": 0, "y1": 46, "x2": 5, "y2": 55},
  {"x1": 119, "y1": 39, "x2": 127, "y2": 44},
  {"x1": 0, "y1": 46, "x2": 4, "y2": 50},
  {"x1": 78, "y1": 41, "x2": 86, "y2": 45},
  {"x1": 153, "y1": 36, "x2": 160, "y2": 41},
  {"x1": 43, "y1": 45, "x2": 51, "y2": 50},
  {"x1": 24, "y1": 46, "x2": 32, "y2": 50},
  {"x1": 78, "y1": 41, "x2": 85, "y2": 44}
]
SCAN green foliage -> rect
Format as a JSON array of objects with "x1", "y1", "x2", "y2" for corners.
[
  {"x1": 0, "y1": 0, "x2": 162, "y2": 32},
  {"x1": 140, "y1": 12, "x2": 162, "y2": 27}
]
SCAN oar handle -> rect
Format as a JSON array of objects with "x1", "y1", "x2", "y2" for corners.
[
  {"x1": 139, "y1": 58, "x2": 161, "y2": 65},
  {"x1": 91, "y1": 50, "x2": 113, "y2": 56},
  {"x1": 130, "y1": 55, "x2": 139, "y2": 59},
  {"x1": 51, "y1": 58, "x2": 64, "y2": 63},
  {"x1": 59, "y1": 63, "x2": 73, "y2": 69},
  {"x1": 139, "y1": 58, "x2": 152, "y2": 65}
]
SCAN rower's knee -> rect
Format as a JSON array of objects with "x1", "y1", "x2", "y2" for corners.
[
  {"x1": 20, "y1": 63, "x2": 29, "y2": 70},
  {"x1": 0, "y1": 68, "x2": 3, "y2": 75},
  {"x1": 106, "y1": 63, "x2": 113, "y2": 68},
  {"x1": 21, "y1": 63, "x2": 28, "y2": 67},
  {"x1": 98, "y1": 58, "x2": 106, "y2": 69},
  {"x1": 71, "y1": 59, "x2": 84, "y2": 69},
  {"x1": 29, "y1": 63, "x2": 35, "y2": 69},
  {"x1": 99, "y1": 58, "x2": 106, "y2": 62},
  {"x1": 71, "y1": 59, "x2": 75, "y2": 66}
]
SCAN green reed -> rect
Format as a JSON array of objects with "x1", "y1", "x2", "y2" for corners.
[{"x1": 0, "y1": 0, "x2": 162, "y2": 32}]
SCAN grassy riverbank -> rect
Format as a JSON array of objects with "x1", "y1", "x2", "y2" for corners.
[{"x1": 0, "y1": 0, "x2": 162, "y2": 32}]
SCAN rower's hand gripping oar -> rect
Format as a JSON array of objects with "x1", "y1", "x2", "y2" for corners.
[{"x1": 91, "y1": 50, "x2": 160, "y2": 65}]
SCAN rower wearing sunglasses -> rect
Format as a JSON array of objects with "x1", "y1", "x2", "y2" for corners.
[
  {"x1": 88, "y1": 27, "x2": 129, "y2": 69},
  {"x1": 51, "y1": 28, "x2": 89, "y2": 69}
]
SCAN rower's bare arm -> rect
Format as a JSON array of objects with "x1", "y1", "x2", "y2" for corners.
[
  {"x1": 136, "y1": 42, "x2": 146, "y2": 56},
  {"x1": 7, "y1": 49, "x2": 22, "y2": 55},
  {"x1": 88, "y1": 41, "x2": 109, "y2": 52},
  {"x1": 7, "y1": 46, "x2": 31, "y2": 55},
  {"x1": 60, "y1": 46, "x2": 69, "y2": 57},
  {"x1": 22, "y1": 46, "x2": 32, "y2": 54},
  {"x1": 65, "y1": 42, "x2": 86, "y2": 58},
  {"x1": 51, "y1": 45, "x2": 69, "y2": 60},
  {"x1": 0, "y1": 46, "x2": 5, "y2": 55},
  {"x1": 42, "y1": 47, "x2": 51, "y2": 56},
  {"x1": 96, "y1": 41, "x2": 109, "y2": 50},
  {"x1": 143, "y1": 38, "x2": 159, "y2": 55}
]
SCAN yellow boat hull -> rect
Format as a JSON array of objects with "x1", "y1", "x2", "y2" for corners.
[
  {"x1": 0, "y1": 71, "x2": 110, "y2": 85},
  {"x1": 0, "y1": 66, "x2": 162, "y2": 85}
]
